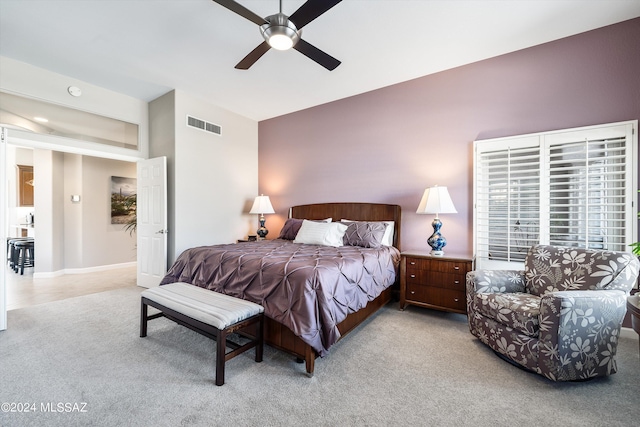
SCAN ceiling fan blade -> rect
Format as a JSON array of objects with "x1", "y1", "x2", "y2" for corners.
[
  {"x1": 293, "y1": 39, "x2": 340, "y2": 71},
  {"x1": 289, "y1": 0, "x2": 342, "y2": 29},
  {"x1": 211, "y1": 0, "x2": 267, "y2": 25},
  {"x1": 235, "y1": 41, "x2": 271, "y2": 70}
]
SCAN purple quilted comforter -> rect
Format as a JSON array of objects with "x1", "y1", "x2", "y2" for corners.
[{"x1": 160, "y1": 240, "x2": 400, "y2": 356}]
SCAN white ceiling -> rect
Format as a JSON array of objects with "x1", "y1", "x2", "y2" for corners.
[{"x1": 1, "y1": 0, "x2": 639, "y2": 122}]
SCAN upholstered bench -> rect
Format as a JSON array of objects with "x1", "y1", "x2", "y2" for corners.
[{"x1": 140, "y1": 282, "x2": 264, "y2": 386}]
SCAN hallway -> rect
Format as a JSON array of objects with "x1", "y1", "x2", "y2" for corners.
[{"x1": 5, "y1": 266, "x2": 136, "y2": 311}]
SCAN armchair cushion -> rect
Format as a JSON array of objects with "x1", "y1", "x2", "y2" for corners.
[
  {"x1": 524, "y1": 245, "x2": 638, "y2": 296},
  {"x1": 474, "y1": 292, "x2": 541, "y2": 337}
]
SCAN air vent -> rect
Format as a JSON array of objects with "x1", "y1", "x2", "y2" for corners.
[{"x1": 186, "y1": 115, "x2": 222, "y2": 136}]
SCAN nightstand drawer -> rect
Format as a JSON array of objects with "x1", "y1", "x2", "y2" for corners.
[
  {"x1": 405, "y1": 285, "x2": 466, "y2": 311},
  {"x1": 406, "y1": 257, "x2": 471, "y2": 273},
  {"x1": 432, "y1": 259, "x2": 471, "y2": 274},
  {"x1": 405, "y1": 282, "x2": 428, "y2": 301},
  {"x1": 405, "y1": 268, "x2": 428, "y2": 284},
  {"x1": 405, "y1": 257, "x2": 433, "y2": 271},
  {"x1": 406, "y1": 270, "x2": 465, "y2": 291},
  {"x1": 423, "y1": 288, "x2": 466, "y2": 311},
  {"x1": 429, "y1": 272, "x2": 465, "y2": 291}
]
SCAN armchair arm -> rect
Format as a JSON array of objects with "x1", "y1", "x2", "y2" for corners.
[
  {"x1": 537, "y1": 289, "x2": 628, "y2": 381},
  {"x1": 465, "y1": 269, "x2": 526, "y2": 295}
]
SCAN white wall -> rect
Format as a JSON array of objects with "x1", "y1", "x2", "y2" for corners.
[
  {"x1": 81, "y1": 156, "x2": 136, "y2": 267},
  {"x1": 57, "y1": 154, "x2": 136, "y2": 271},
  {"x1": 63, "y1": 153, "x2": 83, "y2": 269},
  {"x1": 33, "y1": 149, "x2": 64, "y2": 273},
  {"x1": 51, "y1": 151, "x2": 65, "y2": 272},
  {"x1": 150, "y1": 89, "x2": 258, "y2": 264}
]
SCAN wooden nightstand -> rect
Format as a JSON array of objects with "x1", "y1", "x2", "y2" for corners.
[{"x1": 400, "y1": 250, "x2": 474, "y2": 314}]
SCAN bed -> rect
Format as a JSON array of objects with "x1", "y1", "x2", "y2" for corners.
[{"x1": 160, "y1": 202, "x2": 402, "y2": 375}]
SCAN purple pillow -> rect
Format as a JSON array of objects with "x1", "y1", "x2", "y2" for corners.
[
  {"x1": 278, "y1": 218, "x2": 304, "y2": 240},
  {"x1": 343, "y1": 221, "x2": 388, "y2": 248},
  {"x1": 278, "y1": 218, "x2": 333, "y2": 240}
]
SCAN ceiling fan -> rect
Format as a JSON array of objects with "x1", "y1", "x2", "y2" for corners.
[{"x1": 212, "y1": 0, "x2": 342, "y2": 70}]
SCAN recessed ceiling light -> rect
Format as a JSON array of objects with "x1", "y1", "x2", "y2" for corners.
[
  {"x1": 67, "y1": 86, "x2": 82, "y2": 97},
  {"x1": 34, "y1": 117, "x2": 49, "y2": 123}
]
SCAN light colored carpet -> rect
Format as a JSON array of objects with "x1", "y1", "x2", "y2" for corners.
[{"x1": 0, "y1": 286, "x2": 638, "y2": 427}]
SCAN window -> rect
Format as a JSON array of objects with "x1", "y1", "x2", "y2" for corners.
[{"x1": 474, "y1": 121, "x2": 637, "y2": 269}]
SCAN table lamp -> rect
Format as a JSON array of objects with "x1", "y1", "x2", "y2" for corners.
[
  {"x1": 249, "y1": 194, "x2": 275, "y2": 239},
  {"x1": 416, "y1": 185, "x2": 457, "y2": 256}
]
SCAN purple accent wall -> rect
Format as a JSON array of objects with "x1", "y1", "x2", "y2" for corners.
[{"x1": 258, "y1": 18, "x2": 640, "y2": 252}]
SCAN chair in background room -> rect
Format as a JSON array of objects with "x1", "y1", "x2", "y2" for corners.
[
  {"x1": 7, "y1": 237, "x2": 29, "y2": 271},
  {"x1": 466, "y1": 244, "x2": 639, "y2": 381},
  {"x1": 10, "y1": 238, "x2": 35, "y2": 275}
]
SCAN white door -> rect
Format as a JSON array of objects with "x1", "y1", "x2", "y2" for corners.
[{"x1": 137, "y1": 156, "x2": 167, "y2": 288}]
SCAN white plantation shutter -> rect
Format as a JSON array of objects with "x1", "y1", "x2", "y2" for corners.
[
  {"x1": 475, "y1": 138, "x2": 540, "y2": 267},
  {"x1": 474, "y1": 121, "x2": 636, "y2": 269},
  {"x1": 547, "y1": 134, "x2": 629, "y2": 250}
]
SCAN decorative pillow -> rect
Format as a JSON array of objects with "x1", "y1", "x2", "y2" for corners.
[
  {"x1": 278, "y1": 218, "x2": 332, "y2": 240},
  {"x1": 343, "y1": 221, "x2": 388, "y2": 248},
  {"x1": 341, "y1": 219, "x2": 395, "y2": 246},
  {"x1": 293, "y1": 220, "x2": 347, "y2": 247},
  {"x1": 278, "y1": 218, "x2": 303, "y2": 240}
]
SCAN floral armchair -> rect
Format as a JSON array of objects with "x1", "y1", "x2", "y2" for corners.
[{"x1": 466, "y1": 244, "x2": 639, "y2": 381}]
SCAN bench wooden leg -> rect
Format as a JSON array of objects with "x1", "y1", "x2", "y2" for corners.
[
  {"x1": 140, "y1": 299, "x2": 148, "y2": 338},
  {"x1": 216, "y1": 328, "x2": 226, "y2": 386},
  {"x1": 256, "y1": 315, "x2": 264, "y2": 363}
]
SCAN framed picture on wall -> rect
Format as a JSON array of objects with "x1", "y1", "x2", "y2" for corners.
[
  {"x1": 17, "y1": 165, "x2": 34, "y2": 207},
  {"x1": 110, "y1": 176, "x2": 136, "y2": 225}
]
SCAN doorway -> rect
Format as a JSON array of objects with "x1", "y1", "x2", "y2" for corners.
[
  {"x1": 0, "y1": 128, "x2": 141, "y2": 330},
  {"x1": 4, "y1": 144, "x2": 138, "y2": 303}
]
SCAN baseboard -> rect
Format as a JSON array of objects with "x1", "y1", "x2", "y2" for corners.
[{"x1": 33, "y1": 262, "x2": 136, "y2": 279}]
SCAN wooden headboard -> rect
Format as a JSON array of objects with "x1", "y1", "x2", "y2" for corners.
[{"x1": 290, "y1": 202, "x2": 402, "y2": 249}]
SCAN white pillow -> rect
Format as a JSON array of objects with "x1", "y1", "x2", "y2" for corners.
[
  {"x1": 341, "y1": 219, "x2": 395, "y2": 246},
  {"x1": 293, "y1": 220, "x2": 348, "y2": 247}
]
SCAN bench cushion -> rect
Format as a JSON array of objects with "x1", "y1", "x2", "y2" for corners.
[{"x1": 142, "y1": 282, "x2": 264, "y2": 330}]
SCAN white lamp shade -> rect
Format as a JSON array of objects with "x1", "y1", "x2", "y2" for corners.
[
  {"x1": 416, "y1": 186, "x2": 457, "y2": 215},
  {"x1": 250, "y1": 195, "x2": 275, "y2": 215}
]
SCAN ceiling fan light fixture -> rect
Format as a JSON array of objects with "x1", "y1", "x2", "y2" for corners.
[
  {"x1": 267, "y1": 32, "x2": 294, "y2": 50},
  {"x1": 261, "y1": 13, "x2": 300, "y2": 51}
]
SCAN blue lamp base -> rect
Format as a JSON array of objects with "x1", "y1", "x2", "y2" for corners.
[
  {"x1": 427, "y1": 217, "x2": 447, "y2": 256},
  {"x1": 256, "y1": 215, "x2": 269, "y2": 239}
]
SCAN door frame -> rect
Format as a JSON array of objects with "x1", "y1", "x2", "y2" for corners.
[{"x1": 0, "y1": 127, "x2": 144, "y2": 330}]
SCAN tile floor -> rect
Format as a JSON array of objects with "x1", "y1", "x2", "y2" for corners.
[{"x1": 5, "y1": 265, "x2": 137, "y2": 311}]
